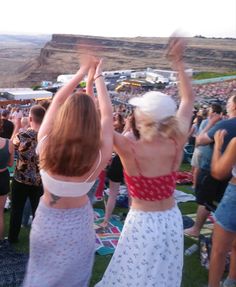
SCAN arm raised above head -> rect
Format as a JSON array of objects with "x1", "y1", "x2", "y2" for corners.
[
  {"x1": 167, "y1": 36, "x2": 195, "y2": 136},
  {"x1": 94, "y1": 59, "x2": 113, "y2": 163},
  {"x1": 38, "y1": 55, "x2": 97, "y2": 141},
  {"x1": 86, "y1": 65, "x2": 97, "y2": 102}
]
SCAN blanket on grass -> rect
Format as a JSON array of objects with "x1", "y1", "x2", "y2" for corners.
[
  {"x1": 176, "y1": 171, "x2": 193, "y2": 185},
  {"x1": 94, "y1": 209, "x2": 123, "y2": 256},
  {"x1": 184, "y1": 213, "x2": 215, "y2": 239}
]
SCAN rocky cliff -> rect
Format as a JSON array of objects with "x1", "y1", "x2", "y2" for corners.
[{"x1": 2, "y1": 34, "x2": 236, "y2": 87}]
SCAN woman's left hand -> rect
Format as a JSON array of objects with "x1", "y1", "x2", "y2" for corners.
[{"x1": 214, "y1": 129, "x2": 227, "y2": 151}]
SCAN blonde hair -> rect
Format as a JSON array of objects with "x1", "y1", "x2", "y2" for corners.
[
  {"x1": 135, "y1": 109, "x2": 183, "y2": 141},
  {"x1": 40, "y1": 93, "x2": 101, "y2": 177}
]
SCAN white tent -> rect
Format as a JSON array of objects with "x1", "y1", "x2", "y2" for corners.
[{"x1": 10, "y1": 90, "x2": 52, "y2": 100}]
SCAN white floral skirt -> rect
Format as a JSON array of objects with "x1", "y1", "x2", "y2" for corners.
[{"x1": 95, "y1": 205, "x2": 183, "y2": 287}]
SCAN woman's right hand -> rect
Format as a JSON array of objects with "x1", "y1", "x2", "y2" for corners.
[
  {"x1": 166, "y1": 35, "x2": 186, "y2": 68},
  {"x1": 79, "y1": 54, "x2": 99, "y2": 74}
]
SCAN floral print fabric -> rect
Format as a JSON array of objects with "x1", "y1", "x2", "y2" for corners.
[{"x1": 96, "y1": 205, "x2": 183, "y2": 287}]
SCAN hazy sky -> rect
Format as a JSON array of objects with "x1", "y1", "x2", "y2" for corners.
[{"x1": 1, "y1": 0, "x2": 235, "y2": 38}]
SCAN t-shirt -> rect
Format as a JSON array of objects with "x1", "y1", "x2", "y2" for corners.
[
  {"x1": 197, "y1": 119, "x2": 213, "y2": 171},
  {"x1": 12, "y1": 110, "x2": 23, "y2": 119},
  {"x1": 208, "y1": 117, "x2": 236, "y2": 152}
]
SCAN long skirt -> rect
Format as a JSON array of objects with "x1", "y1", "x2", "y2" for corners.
[
  {"x1": 23, "y1": 200, "x2": 95, "y2": 287},
  {"x1": 95, "y1": 205, "x2": 183, "y2": 287}
]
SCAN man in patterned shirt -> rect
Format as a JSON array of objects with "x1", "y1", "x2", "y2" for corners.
[{"x1": 8, "y1": 105, "x2": 45, "y2": 243}]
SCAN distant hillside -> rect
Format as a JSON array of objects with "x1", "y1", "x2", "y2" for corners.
[
  {"x1": 0, "y1": 34, "x2": 235, "y2": 88},
  {"x1": 0, "y1": 34, "x2": 51, "y2": 87},
  {"x1": 0, "y1": 34, "x2": 51, "y2": 45}
]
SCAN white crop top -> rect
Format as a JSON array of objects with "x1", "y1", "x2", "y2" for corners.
[
  {"x1": 38, "y1": 135, "x2": 102, "y2": 197},
  {"x1": 232, "y1": 164, "x2": 236, "y2": 178}
]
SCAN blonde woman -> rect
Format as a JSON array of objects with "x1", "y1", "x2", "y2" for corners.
[
  {"x1": 23, "y1": 56, "x2": 113, "y2": 287},
  {"x1": 96, "y1": 36, "x2": 194, "y2": 287}
]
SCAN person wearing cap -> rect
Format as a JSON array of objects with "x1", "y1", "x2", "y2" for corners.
[
  {"x1": 95, "y1": 36, "x2": 194, "y2": 287},
  {"x1": 0, "y1": 109, "x2": 14, "y2": 139}
]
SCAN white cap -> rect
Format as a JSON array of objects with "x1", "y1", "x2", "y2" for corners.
[{"x1": 129, "y1": 91, "x2": 177, "y2": 122}]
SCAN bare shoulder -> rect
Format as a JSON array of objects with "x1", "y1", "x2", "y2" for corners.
[{"x1": 114, "y1": 132, "x2": 134, "y2": 156}]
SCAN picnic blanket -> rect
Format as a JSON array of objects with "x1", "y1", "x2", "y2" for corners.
[
  {"x1": 176, "y1": 171, "x2": 193, "y2": 185},
  {"x1": 174, "y1": 189, "x2": 196, "y2": 203},
  {"x1": 184, "y1": 213, "x2": 215, "y2": 239},
  {"x1": 94, "y1": 209, "x2": 123, "y2": 256}
]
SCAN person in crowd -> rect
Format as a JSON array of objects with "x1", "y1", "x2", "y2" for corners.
[
  {"x1": 101, "y1": 111, "x2": 140, "y2": 227},
  {"x1": 184, "y1": 103, "x2": 222, "y2": 236},
  {"x1": 189, "y1": 108, "x2": 208, "y2": 189},
  {"x1": 19, "y1": 116, "x2": 29, "y2": 132},
  {"x1": 23, "y1": 55, "x2": 113, "y2": 287},
  {"x1": 39, "y1": 99, "x2": 51, "y2": 111},
  {"x1": 208, "y1": 131, "x2": 236, "y2": 287},
  {"x1": 184, "y1": 95, "x2": 236, "y2": 238},
  {"x1": 113, "y1": 112, "x2": 125, "y2": 133},
  {"x1": 0, "y1": 118, "x2": 14, "y2": 243},
  {"x1": 10, "y1": 107, "x2": 23, "y2": 125},
  {"x1": 0, "y1": 109, "x2": 14, "y2": 139},
  {"x1": 188, "y1": 110, "x2": 204, "y2": 146},
  {"x1": 18, "y1": 110, "x2": 33, "y2": 228},
  {"x1": 8, "y1": 105, "x2": 46, "y2": 243},
  {"x1": 96, "y1": 36, "x2": 194, "y2": 287},
  {"x1": 122, "y1": 111, "x2": 140, "y2": 141},
  {"x1": 100, "y1": 112, "x2": 125, "y2": 227}
]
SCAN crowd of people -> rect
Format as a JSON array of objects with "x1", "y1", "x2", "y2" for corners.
[
  {"x1": 111, "y1": 78, "x2": 236, "y2": 109},
  {"x1": 0, "y1": 35, "x2": 235, "y2": 287}
]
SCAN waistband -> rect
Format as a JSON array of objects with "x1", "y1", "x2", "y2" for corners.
[{"x1": 39, "y1": 198, "x2": 92, "y2": 214}]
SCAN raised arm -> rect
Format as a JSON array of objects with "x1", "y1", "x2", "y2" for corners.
[
  {"x1": 211, "y1": 130, "x2": 236, "y2": 180},
  {"x1": 38, "y1": 56, "x2": 93, "y2": 141},
  {"x1": 94, "y1": 59, "x2": 113, "y2": 161},
  {"x1": 167, "y1": 37, "x2": 194, "y2": 136},
  {"x1": 86, "y1": 66, "x2": 96, "y2": 102}
]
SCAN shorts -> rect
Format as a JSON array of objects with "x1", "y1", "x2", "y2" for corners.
[
  {"x1": 214, "y1": 183, "x2": 236, "y2": 233},
  {"x1": 106, "y1": 154, "x2": 124, "y2": 183},
  {"x1": 195, "y1": 169, "x2": 229, "y2": 211},
  {"x1": 0, "y1": 169, "x2": 10, "y2": 196},
  {"x1": 190, "y1": 147, "x2": 201, "y2": 168}
]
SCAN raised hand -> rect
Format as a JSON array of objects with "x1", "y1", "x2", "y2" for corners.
[
  {"x1": 166, "y1": 35, "x2": 186, "y2": 68},
  {"x1": 79, "y1": 54, "x2": 99, "y2": 74}
]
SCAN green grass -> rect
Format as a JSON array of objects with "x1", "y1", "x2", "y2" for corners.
[
  {"x1": 193, "y1": 71, "x2": 236, "y2": 80},
  {"x1": 4, "y1": 163, "x2": 210, "y2": 287}
]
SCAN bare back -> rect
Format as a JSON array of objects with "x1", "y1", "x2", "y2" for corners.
[{"x1": 118, "y1": 136, "x2": 182, "y2": 178}]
